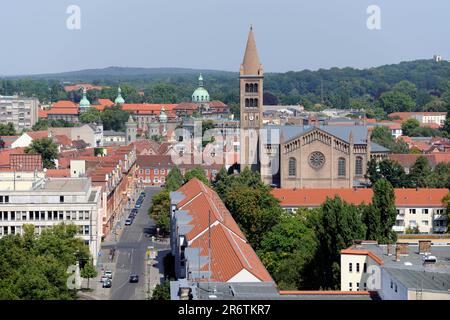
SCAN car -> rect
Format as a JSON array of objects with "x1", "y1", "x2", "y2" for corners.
[
  {"x1": 125, "y1": 218, "x2": 132, "y2": 226},
  {"x1": 131, "y1": 209, "x2": 138, "y2": 214},
  {"x1": 100, "y1": 275, "x2": 109, "y2": 283},
  {"x1": 129, "y1": 274, "x2": 139, "y2": 283},
  {"x1": 135, "y1": 204, "x2": 141, "y2": 209},
  {"x1": 102, "y1": 279, "x2": 112, "y2": 288},
  {"x1": 104, "y1": 270, "x2": 113, "y2": 279},
  {"x1": 140, "y1": 192, "x2": 146, "y2": 197}
]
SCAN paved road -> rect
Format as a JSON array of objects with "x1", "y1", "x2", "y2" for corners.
[{"x1": 109, "y1": 187, "x2": 164, "y2": 300}]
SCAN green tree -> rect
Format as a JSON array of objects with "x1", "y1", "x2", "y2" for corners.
[
  {"x1": 257, "y1": 210, "x2": 318, "y2": 290},
  {"x1": 100, "y1": 105, "x2": 130, "y2": 131},
  {"x1": 408, "y1": 156, "x2": 432, "y2": 188},
  {"x1": 393, "y1": 80, "x2": 417, "y2": 99},
  {"x1": 25, "y1": 137, "x2": 59, "y2": 169},
  {"x1": 372, "y1": 179, "x2": 397, "y2": 243},
  {"x1": 370, "y1": 126, "x2": 409, "y2": 154},
  {"x1": 313, "y1": 197, "x2": 366, "y2": 289},
  {"x1": 165, "y1": 167, "x2": 183, "y2": 191},
  {"x1": 80, "y1": 261, "x2": 98, "y2": 289},
  {"x1": 365, "y1": 158, "x2": 408, "y2": 188},
  {"x1": 212, "y1": 167, "x2": 230, "y2": 199},
  {"x1": 0, "y1": 122, "x2": 17, "y2": 136},
  {"x1": 401, "y1": 118, "x2": 420, "y2": 136},
  {"x1": 376, "y1": 91, "x2": 416, "y2": 114},
  {"x1": 184, "y1": 167, "x2": 209, "y2": 185},
  {"x1": 148, "y1": 190, "x2": 170, "y2": 233},
  {"x1": 79, "y1": 108, "x2": 102, "y2": 124},
  {"x1": 151, "y1": 280, "x2": 171, "y2": 300}
]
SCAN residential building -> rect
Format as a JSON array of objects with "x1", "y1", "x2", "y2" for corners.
[
  {"x1": 48, "y1": 123, "x2": 103, "y2": 147},
  {"x1": 0, "y1": 95, "x2": 39, "y2": 131},
  {"x1": 389, "y1": 153, "x2": 450, "y2": 173},
  {"x1": 340, "y1": 240, "x2": 450, "y2": 300},
  {"x1": 169, "y1": 178, "x2": 274, "y2": 282},
  {"x1": 0, "y1": 172, "x2": 102, "y2": 264},
  {"x1": 272, "y1": 188, "x2": 449, "y2": 233},
  {"x1": 102, "y1": 130, "x2": 126, "y2": 146},
  {"x1": 11, "y1": 130, "x2": 49, "y2": 148},
  {"x1": 389, "y1": 112, "x2": 447, "y2": 126}
]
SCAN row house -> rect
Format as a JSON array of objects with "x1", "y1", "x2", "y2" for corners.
[{"x1": 272, "y1": 188, "x2": 449, "y2": 234}]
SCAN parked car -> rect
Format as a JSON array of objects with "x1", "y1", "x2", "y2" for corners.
[
  {"x1": 100, "y1": 275, "x2": 109, "y2": 283},
  {"x1": 102, "y1": 279, "x2": 112, "y2": 288},
  {"x1": 135, "y1": 204, "x2": 141, "y2": 209},
  {"x1": 104, "y1": 270, "x2": 113, "y2": 279},
  {"x1": 129, "y1": 274, "x2": 139, "y2": 283},
  {"x1": 125, "y1": 218, "x2": 132, "y2": 226},
  {"x1": 140, "y1": 192, "x2": 146, "y2": 197}
]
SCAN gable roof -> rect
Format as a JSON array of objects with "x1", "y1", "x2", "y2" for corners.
[
  {"x1": 26, "y1": 131, "x2": 49, "y2": 140},
  {"x1": 52, "y1": 100, "x2": 77, "y2": 108},
  {"x1": 272, "y1": 188, "x2": 449, "y2": 208}
]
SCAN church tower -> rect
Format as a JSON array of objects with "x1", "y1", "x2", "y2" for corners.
[
  {"x1": 240, "y1": 26, "x2": 264, "y2": 171},
  {"x1": 125, "y1": 115, "x2": 137, "y2": 144}
]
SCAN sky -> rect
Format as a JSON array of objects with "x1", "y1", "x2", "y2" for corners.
[{"x1": 0, "y1": 0, "x2": 449, "y2": 75}]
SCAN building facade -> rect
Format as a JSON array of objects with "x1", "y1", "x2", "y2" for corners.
[
  {"x1": 0, "y1": 172, "x2": 102, "y2": 264},
  {"x1": 0, "y1": 95, "x2": 39, "y2": 132}
]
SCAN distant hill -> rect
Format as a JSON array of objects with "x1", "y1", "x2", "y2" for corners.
[{"x1": 6, "y1": 66, "x2": 236, "y2": 82}]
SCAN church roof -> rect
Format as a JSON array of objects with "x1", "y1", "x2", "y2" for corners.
[{"x1": 241, "y1": 27, "x2": 262, "y2": 75}]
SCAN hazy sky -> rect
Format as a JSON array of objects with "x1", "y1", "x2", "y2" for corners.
[{"x1": 1, "y1": 0, "x2": 449, "y2": 75}]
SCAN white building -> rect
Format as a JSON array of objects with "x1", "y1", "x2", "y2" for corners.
[
  {"x1": 340, "y1": 241, "x2": 450, "y2": 300},
  {"x1": 0, "y1": 95, "x2": 39, "y2": 132},
  {"x1": 0, "y1": 172, "x2": 102, "y2": 264}
]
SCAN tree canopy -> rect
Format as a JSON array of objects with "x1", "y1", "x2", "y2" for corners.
[{"x1": 25, "y1": 137, "x2": 59, "y2": 169}]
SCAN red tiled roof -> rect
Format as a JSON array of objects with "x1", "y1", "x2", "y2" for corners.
[
  {"x1": 0, "y1": 136, "x2": 19, "y2": 148},
  {"x1": 272, "y1": 188, "x2": 449, "y2": 208},
  {"x1": 26, "y1": 131, "x2": 49, "y2": 140},
  {"x1": 52, "y1": 100, "x2": 77, "y2": 108},
  {"x1": 340, "y1": 248, "x2": 384, "y2": 265},
  {"x1": 121, "y1": 104, "x2": 177, "y2": 114},
  {"x1": 38, "y1": 109, "x2": 48, "y2": 118},
  {"x1": 0, "y1": 148, "x2": 26, "y2": 167},
  {"x1": 176, "y1": 178, "x2": 273, "y2": 282},
  {"x1": 46, "y1": 169, "x2": 71, "y2": 177},
  {"x1": 389, "y1": 153, "x2": 450, "y2": 168},
  {"x1": 54, "y1": 135, "x2": 72, "y2": 146},
  {"x1": 389, "y1": 112, "x2": 447, "y2": 121},
  {"x1": 46, "y1": 107, "x2": 79, "y2": 115}
]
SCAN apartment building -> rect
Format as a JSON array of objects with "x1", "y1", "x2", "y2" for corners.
[
  {"x1": 389, "y1": 112, "x2": 447, "y2": 126},
  {"x1": 272, "y1": 188, "x2": 449, "y2": 234},
  {"x1": 0, "y1": 95, "x2": 39, "y2": 131},
  {"x1": 0, "y1": 172, "x2": 102, "y2": 264},
  {"x1": 340, "y1": 241, "x2": 450, "y2": 300}
]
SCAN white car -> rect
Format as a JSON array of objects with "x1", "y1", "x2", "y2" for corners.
[
  {"x1": 104, "y1": 271, "x2": 113, "y2": 279},
  {"x1": 125, "y1": 218, "x2": 132, "y2": 226}
]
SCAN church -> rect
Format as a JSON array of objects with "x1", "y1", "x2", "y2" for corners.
[{"x1": 238, "y1": 27, "x2": 389, "y2": 188}]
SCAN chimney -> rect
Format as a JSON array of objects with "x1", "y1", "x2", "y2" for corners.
[
  {"x1": 387, "y1": 244, "x2": 393, "y2": 256},
  {"x1": 419, "y1": 240, "x2": 431, "y2": 255}
]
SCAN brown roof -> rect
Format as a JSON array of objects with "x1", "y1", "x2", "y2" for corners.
[
  {"x1": 52, "y1": 100, "x2": 77, "y2": 108},
  {"x1": 389, "y1": 153, "x2": 450, "y2": 168},
  {"x1": 46, "y1": 107, "x2": 79, "y2": 115},
  {"x1": 27, "y1": 131, "x2": 49, "y2": 140}
]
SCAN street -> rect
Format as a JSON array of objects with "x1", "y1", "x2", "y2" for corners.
[{"x1": 97, "y1": 186, "x2": 170, "y2": 300}]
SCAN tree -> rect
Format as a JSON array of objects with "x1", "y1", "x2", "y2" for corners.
[
  {"x1": 212, "y1": 167, "x2": 230, "y2": 199},
  {"x1": 151, "y1": 280, "x2": 171, "y2": 300},
  {"x1": 79, "y1": 108, "x2": 102, "y2": 124},
  {"x1": 376, "y1": 91, "x2": 416, "y2": 114},
  {"x1": 443, "y1": 192, "x2": 450, "y2": 233},
  {"x1": 25, "y1": 137, "x2": 59, "y2": 169},
  {"x1": 365, "y1": 158, "x2": 408, "y2": 188},
  {"x1": 32, "y1": 119, "x2": 74, "y2": 131},
  {"x1": 393, "y1": 80, "x2": 417, "y2": 99},
  {"x1": 257, "y1": 210, "x2": 318, "y2": 290},
  {"x1": 148, "y1": 190, "x2": 170, "y2": 234},
  {"x1": 362, "y1": 204, "x2": 381, "y2": 241},
  {"x1": 100, "y1": 105, "x2": 130, "y2": 131},
  {"x1": 0, "y1": 122, "x2": 16, "y2": 136},
  {"x1": 80, "y1": 261, "x2": 98, "y2": 289},
  {"x1": 184, "y1": 167, "x2": 209, "y2": 185},
  {"x1": 313, "y1": 197, "x2": 366, "y2": 289},
  {"x1": 370, "y1": 126, "x2": 409, "y2": 154},
  {"x1": 165, "y1": 167, "x2": 183, "y2": 191},
  {"x1": 401, "y1": 118, "x2": 420, "y2": 136},
  {"x1": 405, "y1": 226, "x2": 420, "y2": 234},
  {"x1": 443, "y1": 114, "x2": 450, "y2": 136},
  {"x1": 372, "y1": 179, "x2": 397, "y2": 243},
  {"x1": 408, "y1": 156, "x2": 432, "y2": 188}
]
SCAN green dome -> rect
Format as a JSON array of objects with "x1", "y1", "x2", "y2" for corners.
[
  {"x1": 79, "y1": 87, "x2": 90, "y2": 108},
  {"x1": 192, "y1": 74, "x2": 210, "y2": 102},
  {"x1": 115, "y1": 87, "x2": 125, "y2": 104}
]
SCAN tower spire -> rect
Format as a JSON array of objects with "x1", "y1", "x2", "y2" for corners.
[{"x1": 241, "y1": 26, "x2": 262, "y2": 75}]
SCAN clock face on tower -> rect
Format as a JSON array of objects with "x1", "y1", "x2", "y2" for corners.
[{"x1": 249, "y1": 115, "x2": 254, "y2": 121}]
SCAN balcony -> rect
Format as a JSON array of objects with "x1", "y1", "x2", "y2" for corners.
[
  {"x1": 433, "y1": 226, "x2": 447, "y2": 233},
  {"x1": 396, "y1": 214, "x2": 405, "y2": 220},
  {"x1": 393, "y1": 225, "x2": 405, "y2": 232}
]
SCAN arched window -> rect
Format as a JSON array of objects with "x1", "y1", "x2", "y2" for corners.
[
  {"x1": 338, "y1": 158, "x2": 346, "y2": 177},
  {"x1": 245, "y1": 99, "x2": 250, "y2": 108},
  {"x1": 245, "y1": 83, "x2": 249, "y2": 92},
  {"x1": 254, "y1": 98, "x2": 258, "y2": 107},
  {"x1": 355, "y1": 156, "x2": 363, "y2": 176},
  {"x1": 288, "y1": 158, "x2": 296, "y2": 177},
  {"x1": 249, "y1": 84, "x2": 254, "y2": 92},
  {"x1": 254, "y1": 83, "x2": 258, "y2": 92}
]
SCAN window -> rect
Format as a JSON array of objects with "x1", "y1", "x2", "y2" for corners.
[
  {"x1": 349, "y1": 283, "x2": 352, "y2": 291},
  {"x1": 355, "y1": 156, "x2": 363, "y2": 176},
  {"x1": 338, "y1": 158, "x2": 346, "y2": 177},
  {"x1": 422, "y1": 209, "x2": 429, "y2": 214},
  {"x1": 390, "y1": 281, "x2": 393, "y2": 289},
  {"x1": 356, "y1": 282, "x2": 360, "y2": 291},
  {"x1": 349, "y1": 263, "x2": 353, "y2": 272},
  {"x1": 356, "y1": 263, "x2": 360, "y2": 273},
  {"x1": 161, "y1": 169, "x2": 165, "y2": 175},
  {"x1": 422, "y1": 220, "x2": 428, "y2": 226},
  {"x1": 364, "y1": 283, "x2": 367, "y2": 290},
  {"x1": 146, "y1": 169, "x2": 150, "y2": 174},
  {"x1": 4, "y1": 196, "x2": 8, "y2": 203},
  {"x1": 394, "y1": 284, "x2": 398, "y2": 293},
  {"x1": 60, "y1": 196, "x2": 64, "y2": 203},
  {"x1": 245, "y1": 99, "x2": 250, "y2": 108},
  {"x1": 288, "y1": 158, "x2": 296, "y2": 177},
  {"x1": 363, "y1": 263, "x2": 367, "y2": 273},
  {"x1": 410, "y1": 209, "x2": 416, "y2": 214}
]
